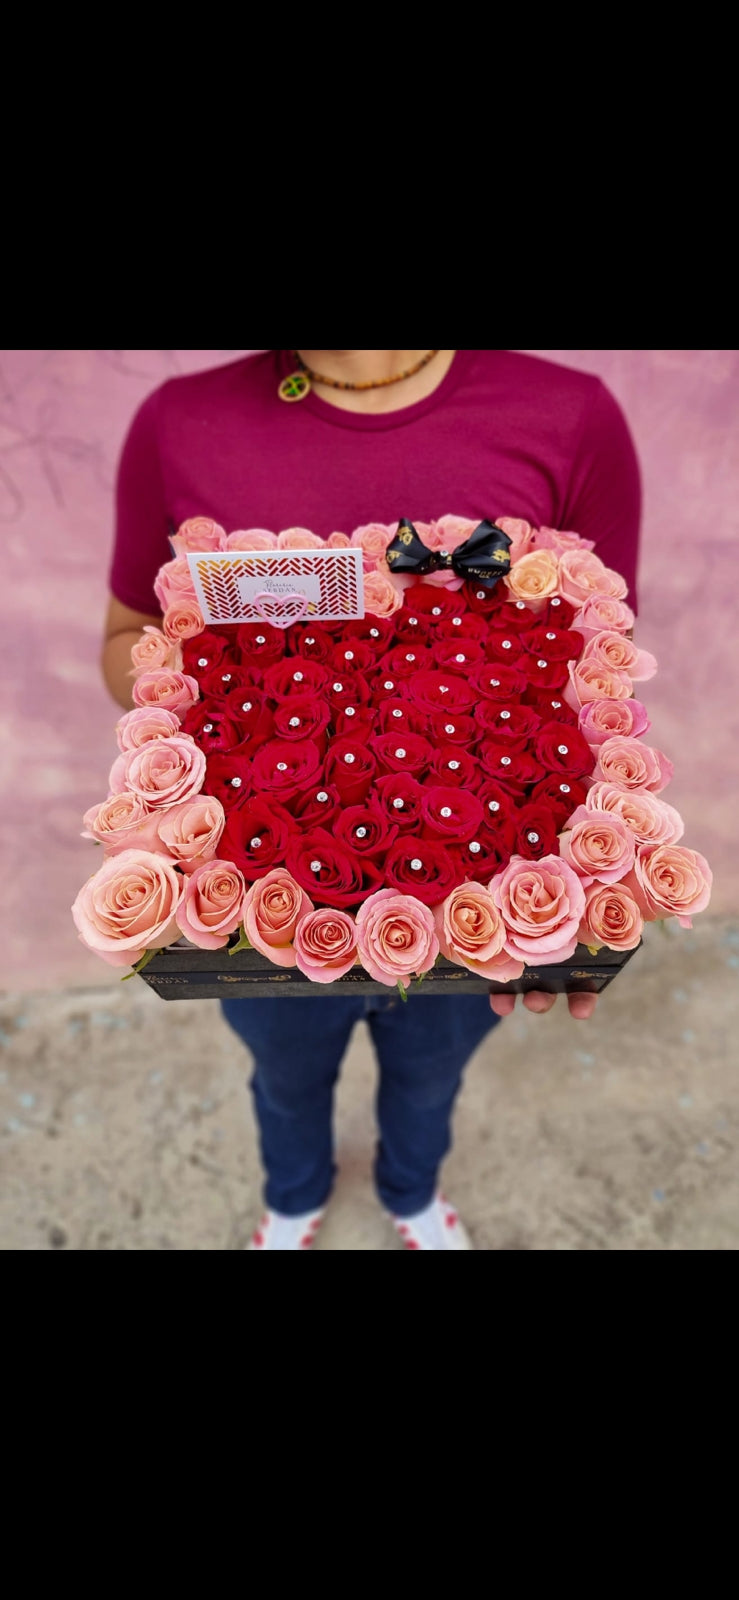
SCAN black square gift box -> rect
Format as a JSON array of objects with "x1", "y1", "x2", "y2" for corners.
[{"x1": 138, "y1": 939, "x2": 641, "y2": 1000}]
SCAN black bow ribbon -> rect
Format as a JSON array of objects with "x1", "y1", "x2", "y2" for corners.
[{"x1": 385, "y1": 518, "x2": 512, "y2": 587}]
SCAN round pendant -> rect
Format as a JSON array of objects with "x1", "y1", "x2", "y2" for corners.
[{"x1": 278, "y1": 371, "x2": 311, "y2": 402}]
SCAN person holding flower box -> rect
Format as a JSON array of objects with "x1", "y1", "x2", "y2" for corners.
[{"x1": 100, "y1": 349, "x2": 643, "y2": 1250}]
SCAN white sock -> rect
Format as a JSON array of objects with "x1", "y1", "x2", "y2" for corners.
[
  {"x1": 248, "y1": 1206, "x2": 325, "y2": 1250},
  {"x1": 390, "y1": 1194, "x2": 472, "y2": 1250}
]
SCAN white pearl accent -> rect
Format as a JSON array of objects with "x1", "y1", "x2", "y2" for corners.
[
  {"x1": 546, "y1": 631, "x2": 556, "y2": 640},
  {"x1": 515, "y1": 601, "x2": 526, "y2": 610},
  {"x1": 448, "y1": 760, "x2": 460, "y2": 770},
  {"x1": 558, "y1": 744, "x2": 569, "y2": 755},
  {"x1": 395, "y1": 748, "x2": 406, "y2": 758},
  {"x1": 198, "y1": 657, "x2": 208, "y2": 667},
  {"x1": 476, "y1": 590, "x2": 485, "y2": 599},
  {"x1": 316, "y1": 791, "x2": 329, "y2": 802},
  {"x1": 560, "y1": 783, "x2": 571, "y2": 794},
  {"x1": 242, "y1": 702, "x2": 252, "y2": 712},
  {"x1": 231, "y1": 777, "x2": 242, "y2": 787},
  {"x1": 306, "y1": 637, "x2": 315, "y2": 644},
  {"x1": 250, "y1": 837, "x2": 262, "y2": 849},
  {"x1": 203, "y1": 723, "x2": 213, "y2": 732},
  {"x1": 276, "y1": 762, "x2": 288, "y2": 772},
  {"x1": 500, "y1": 710, "x2": 511, "y2": 720},
  {"x1": 440, "y1": 549, "x2": 449, "y2": 558},
  {"x1": 345, "y1": 650, "x2": 354, "y2": 660},
  {"x1": 370, "y1": 628, "x2": 379, "y2": 637},
  {"x1": 293, "y1": 671, "x2": 303, "y2": 682},
  {"x1": 527, "y1": 831, "x2": 540, "y2": 844},
  {"x1": 356, "y1": 826, "x2": 367, "y2": 839},
  {"x1": 406, "y1": 653, "x2": 416, "y2": 662},
  {"x1": 501, "y1": 639, "x2": 512, "y2": 649},
  {"x1": 452, "y1": 616, "x2": 462, "y2": 626},
  {"x1": 551, "y1": 597, "x2": 561, "y2": 606},
  {"x1": 256, "y1": 635, "x2": 266, "y2": 645},
  {"x1": 221, "y1": 673, "x2": 231, "y2": 682},
  {"x1": 410, "y1": 858, "x2": 423, "y2": 870},
  {"x1": 289, "y1": 717, "x2": 300, "y2": 728},
  {"x1": 344, "y1": 753, "x2": 356, "y2": 764},
  {"x1": 384, "y1": 680, "x2": 394, "y2": 690},
  {"x1": 500, "y1": 756, "x2": 511, "y2": 766},
  {"x1": 409, "y1": 617, "x2": 418, "y2": 626},
  {"x1": 432, "y1": 607, "x2": 442, "y2": 616},
  {"x1": 444, "y1": 724, "x2": 455, "y2": 734},
  {"x1": 393, "y1": 798, "x2": 404, "y2": 809},
  {"x1": 440, "y1": 806, "x2": 452, "y2": 818},
  {"x1": 392, "y1": 709, "x2": 403, "y2": 718},
  {"x1": 333, "y1": 682, "x2": 344, "y2": 692},
  {"x1": 551, "y1": 700, "x2": 561, "y2": 709},
  {"x1": 455, "y1": 653, "x2": 465, "y2": 663},
  {"x1": 490, "y1": 678, "x2": 500, "y2": 686},
  {"x1": 439, "y1": 685, "x2": 449, "y2": 694},
  {"x1": 345, "y1": 707, "x2": 356, "y2": 717},
  {"x1": 469, "y1": 841, "x2": 481, "y2": 853},
  {"x1": 310, "y1": 860, "x2": 322, "y2": 873},
  {"x1": 489, "y1": 800, "x2": 499, "y2": 811},
  {"x1": 537, "y1": 658, "x2": 548, "y2": 668}
]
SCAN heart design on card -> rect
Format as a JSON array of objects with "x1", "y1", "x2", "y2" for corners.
[{"x1": 254, "y1": 591, "x2": 309, "y2": 629}]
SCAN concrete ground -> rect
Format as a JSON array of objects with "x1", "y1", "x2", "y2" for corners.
[{"x1": 1, "y1": 914, "x2": 737, "y2": 1251}]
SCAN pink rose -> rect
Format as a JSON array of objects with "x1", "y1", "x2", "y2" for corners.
[
  {"x1": 584, "y1": 782, "x2": 685, "y2": 846},
  {"x1": 276, "y1": 527, "x2": 324, "y2": 549},
  {"x1": 81, "y1": 794, "x2": 167, "y2": 857},
  {"x1": 431, "y1": 514, "x2": 479, "y2": 551},
  {"x1": 532, "y1": 525, "x2": 595, "y2": 555},
  {"x1": 593, "y1": 736, "x2": 673, "y2": 793},
  {"x1": 132, "y1": 670, "x2": 200, "y2": 717},
  {"x1": 355, "y1": 889, "x2": 439, "y2": 989},
  {"x1": 558, "y1": 811, "x2": 636, "y2": 886},
  {"x1": 570, "y1": 594, "x2": 635, "y2": 640},
  {"x1": 494, "y1": 517, "x2": 534, "y2": 562},
  {"x1": 156, "y1": 795, "x2": 226, "y2": 873},
  {"x1": 364, "y1": 570, "x2": 404, "y2": 618},
  {"x1": 504, "y1": 548, "x2": 559, "y2": 608},
  {"x1": 581, "y1": 629, "x2": 657, "y2": 682},
  {"x1": 119, "y1": 736, "x2": 206, "y2": 810},
  {"x1": 242, "y1": 868, "x2": 314, "y2": 967},
  {"x1": 225, "y1": 528, "x2": 277, "y2": 550},
  {"x1": 624, "y1": 843, "x2": 712, "y2": 928},
  {"x1": 578, "y1": 882, "x2": 643, "y2": 951},
  {"x1": 170, "y1": 517, "x2": 227, "y2": 556},
  {"x1": 557, "y1": 549, "x2": 628, "y2": 606},
  {"x1": 153, "y1": 557, "x2": 198, "y2": 612},
  {"x1": 578, "y1": 698, "x2": 651, "y2": 748},
  {"x1": 489, "y1": 853, "x2": 587, "y2": 964},
  {"x1": 162, "y1": 598, "x2": 205, "y2": 643},
  {"x1": 71, "y1": 848, "x2": 183, "y2": 967},
  {"x1": 433, "y1": 882, "x2": 525, "y2": 981},
  {"x1": 563, "y1": 658, "x2": 634, "y2": 710},
  {"x1": 116, "y1": 707, "x2": 182, "y2": 753},
  {"x1": 327, "y1": 531, "x2": 352, "y2": 548},
  {"x1": 176, "y1": 859, "x2": 246, "y2": 949},
  {"x1": 130, "y1": 627, "x2": 182, "y2": 675},
  {"x1": 293, "y1": 907, "x2": 359, "y2": 981},
  {"x1": 351, "y1": 522, "x2": 397, "y2": 564}
]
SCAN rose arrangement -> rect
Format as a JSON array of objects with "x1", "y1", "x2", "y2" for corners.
[{"x1": 73, "y1": 514, "x2": 712, "y2": 992}]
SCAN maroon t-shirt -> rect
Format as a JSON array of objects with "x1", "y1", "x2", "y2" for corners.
[{"x1": 110, "y1": 348, "x2": 641, "y2": 614}]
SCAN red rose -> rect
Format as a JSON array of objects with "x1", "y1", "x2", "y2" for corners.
[
  {"x1": 289, "y1": 783, "x2": 342, "y2": 827},
  {"x1": 236, "y1": 621, "x2": 286, "y2": 672},
  {"x1": 379, "y1": 643, "x2": 435, "y2": 680},
  {"x1": 383, "y1": 837, "x2": 459, "y2": 906},
  {"x1": 485, "y1": 629, "x2": 524, "y2": 664},
  {"x1": 476, "y1": 780, "x2": 520, "y2": 827},
  {"x1": 478, "y1": 745, "x2": 546, "y2": 790},
  {"x1": 530, "y1": 773, "x2": 588, "y2": 826},
  {"x1": 542, "y1": 594, "x2": 577, "y2": 628},
  {"x1": 436, "y1": 611, "x2": 489, "y2": 643},
  {"x1": 518, "y1": 653, "x2": 570, "y2": 690},
  {"x1": 272, "y1": 695, "x2": 331, "y2": 750},
  {"x1": 219, "y1": 686, "x2": 276, "y2": 755},
  {"x1": 334, "y1": 803, "x2": 399, "y2": 859},
  {"x1": 463, "y1": 581, "x2": 508, "y2": 617},
  {"x1": 490, "y1": 599, "x2": 542, "y2": 633},
  {"x1": 372, "y1": 773, "x2": 427, "y2": 831},
  {"x1": 182, "y1": 629, "x2": 234, "y2": 681},
  {"x1": 522, "y1": 687, "x2": 579, "y2": 726},
  {"x1": 341, "y1": 616, "x2": 395, "y2": 653},
  {"x1": 427, "y1": 745, "x2": 481, "y2": 790},
  {"x1": 285, "y1": 623, "x2": 334, "y2": 663},
  {"x1": 198, "y1": 664, "x2": 257, "y2": 701},
  {"x1": 286, "y1": 828, "x2": 383, "y2": 909},
  {"x1": 468, "y1": 661, "x2": 528, "y2": 702},
  {"x1": 200, "y1": 750, "x2": 253, "y2": 810},
  {"x1": 532, "y1": 721, "x2": 595, "y2": 779},
  {"x1": 391, "y1": 608, "x2": 433, "y2": 644},
  {"x1": 330, "y1": 639, "x2": 377, "y2": 676},
  {"x1": 180, "y1": 700, "x2": 245, "y2": 754},
  {"x1": 520, "y1": 623, "x2": 584, "y2": 662},
  {"x1": 375, "y1": 699, "x2": 427, "y2": 737},
  {"x1": 262, "y1": 656, "x2": 330, "y2": 701},
  {"x1": 401, "y1": 583, "x2": 464, "y2": 622},
  {"x1": 432, "y1": 637, "x2": 486, "y2": 673},
  {"x1": 326, "y1": 672, "x2": 372, "y2": 715},
  {"x1": 402, "y1": 670, "x2": 477, "y2": 715},
  {"x1": 370, "y1": 672, "x2": 405, "y2": 704},
  {"x1": 370, "y1": 731, "x2": 434, "y2": 779},
  {"x1": 448, "y1": 827, "x2": 515, "y2": 881},
  {"x1": 333, "y1": 708, "x2": 377, "y2": 742},
  {"x1": 324, "y1": 738, "x2": 378, "y2": 803},
  {"x1": 220, "y1": 797, "x2": 296, "y2": 881},
  {"x1": 472, "y1": 701, "x2": 542, "y2": 747},
  {"x1": 513, "y1": 803, "x2": 561, "y2": 860},
  {"x1": 420, "y1": 785, "x2": 484, "y2": 844},
  {"x1": 428, "y1": 711, "x2": 479, "y2": 748},
  {"x1": 250, "y1": 738, "x2": 323, "y2": 802}
]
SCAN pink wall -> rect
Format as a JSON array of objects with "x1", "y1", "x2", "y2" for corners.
[{"x1": 1, "y1": 350, "x2": 735, "y2": 990}]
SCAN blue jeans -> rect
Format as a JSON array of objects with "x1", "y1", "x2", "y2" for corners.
[{"x1": 220, "y1": 994, "x2": 500, "y2": 1217}]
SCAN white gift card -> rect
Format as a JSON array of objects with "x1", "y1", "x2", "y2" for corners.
[{"x1": 187, "y1": 548, "x2": 365, "y2": 627}]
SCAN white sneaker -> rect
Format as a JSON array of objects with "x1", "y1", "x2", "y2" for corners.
[
  {"x1": 389, "y1": 1192, "x2": 473, "y2": 1250},
  {"x1": 247, "y1": 1206, "x2": 326, "y2": 1250}
]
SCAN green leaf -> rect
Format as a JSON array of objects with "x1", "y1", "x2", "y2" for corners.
[
  {"x1": 415, "y1": 970, "x2": 426, "y2": 986},
  {"x1": 121, "y1": 948, "x2": 157, "y2": 982},
  {"x1": 397, "y1": 979, "x2": 409, "y2": 1003},
  {"x1": 228, "y1": 924, "x2": 252, "y2": 956}
]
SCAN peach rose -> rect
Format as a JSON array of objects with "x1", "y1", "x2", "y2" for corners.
[
  {"x1": 242, "y1": 868, "x2": 314, "y2": 967},
  {"x1": 364, "y1": 570, "x2": 404, "y2": 618},
  {"x1": 276, "y1": 527, "x2": 324, "y2": 549},
  {"x1": 578, "y1": 698, "x2": 651, "y2": 748},
  {"x1": 532, "y1": 525, "x2": 595, "y2": 555},
  {"x1": 130, "y1": 626, "x2": 182, "y2": 675},
  {"x1": 132, "y1": 670, "x2": 200, "y2": 717},
  {"x1": 162, "y1": 598, "x2": 205, "y2": 643},
  {"x1": 225, "y1": 528, "x2": 277, "y2": 550},
  {"x1": 116, "y1": 707, "x2": 182, "y2": 753},
  {"x1": 119, "y1": 736, "x2": 206, "y2": 810},
  {"x1": 578, "y1": 882, "x2": 643, "y2": 952},
  {"x1": 624, "y1": 843, "x2": 712, "y2": 928},
  {"x1": 558, "y1": 811, "x2": 636, "y2": 886},
  {"x1": 557, "y1": 549, "x2": 628, "y2": 606},
  {"x1": 355, "y1": 889, "x2": 439, "y2": 988},
  {"x1": 581, "y1": 629, "x2": 657, "y2": 682},
  {"x1": 432, "y1": 514, "x2": 479, "y2": 552},
  {"x1": 327, "y1": 531, "x2": 351, "y2": 548},
  {"x1": 571, "y1": 594, "x2": 635, "y2": 640},
  {"x1": 583, "y1": 782, "x2": 685, "y2": 846},
  {"x1": 170, "y1": 517, "x2": 227, "y2": 556},
  {"x1": 433, "y1": 883, "x2": 525, "y2": 981},
  {"x1": 563, "y1": 658, "x2": 634, "y2": 710},
  {"x1": 71, "y1": 848, "x2": 183, "y2": 967},
  {"x1": 293, "y1": 908, "x2": 359, "y2": 982},
  {"x1": 503, "y1": 548, "x2": 559, "y2": 608},
  {"x1": 153, "y1": 557, "x2": 198, "y2": 612},
  {"x1": 156, "y1": 795, "x2": 226, "y2": 873},
  {"x1": 81, "y1": 794, "x2": 167, "y2": 857},
  {"x1": 176, "y1": 859, "x2": 246, "y2": 949},
  {"x1": 350, "y1": 522, "x2": 397, "y2": 563},
  {"x1": 593, "y1": 736, "x2": 673, "y2": 793},
  {"x1": 494, "y1": 517, "x2": 534, "y2": 561},
  {"x1": 489, "y1": 853, "x2": 587, "y2": 964}
]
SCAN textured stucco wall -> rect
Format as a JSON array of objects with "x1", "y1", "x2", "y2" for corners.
[{"x1": 1, "y1": 349, "x2": 735, "y2": 990}]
